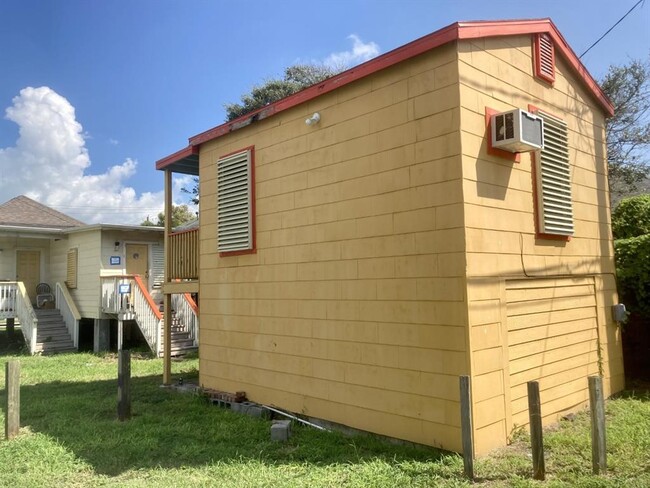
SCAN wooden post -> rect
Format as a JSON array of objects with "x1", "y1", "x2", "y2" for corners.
[
  {"x1": 6, "y1": 318, "x2": 15, "y2": 341},
  {"x1": 5, "y1": 360, "x2": 20, "y2": 439},
  {"x1": 117, "y1": 317, "x2": 123, "y2": 352},
  {"x1": 163, "y1": 169, "x2": 172, "y2": 386},
  {"x1": 527, "y1": 381, "x2": 545, "y2": 480},
  {"x1": 589, "y1": 376, "x2": 607, "y2": 474},
  {"x1": 117, "y1": 350, "x2": 131, "y2": 421},
  {"x1": 459, "y1": 375, "x2": 474, "y2": 480}
]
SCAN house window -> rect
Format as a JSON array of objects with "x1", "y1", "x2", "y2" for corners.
[
  {"x1": 66, "y1": 248, "x2": 78, "y2": 289},
  {"x1": 534, "y1": 111, "x2": 574, "y2": 237},
  {"x1": 534, "y1": 33, "x2": 555, "y2": 84},
  {"x1": 217, "y1": 147, "x2": 255, "y2": 254}
]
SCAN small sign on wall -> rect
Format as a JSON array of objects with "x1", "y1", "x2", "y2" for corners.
[
  {"x1": 119, "y1": 283, "x2": 131, "y2": 294},
  {"x1": 110, "y1": 256, "x2": 121, "y2": 266}
]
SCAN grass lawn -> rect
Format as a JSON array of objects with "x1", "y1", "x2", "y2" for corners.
[{"x1": 0, "y1": 350, "x2": 648, "y2": 487}]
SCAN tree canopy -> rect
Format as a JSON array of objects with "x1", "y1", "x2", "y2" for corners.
[
  {"x1": 224, "y1": 64, "x2": 342, "y2": 121},
  {"x1": 141, "y1": 204, "x2": 196, "y2": 228},
  {"x1": 600, "y1": 57, "x2": 650, "y2": 201}
]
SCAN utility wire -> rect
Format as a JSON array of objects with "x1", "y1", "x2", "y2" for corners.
[{"x1": 580, "y1": 0, "x2": 646, "y2": 58}]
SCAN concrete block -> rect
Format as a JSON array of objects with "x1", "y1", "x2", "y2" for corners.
[{"x1": 271, "y1": 420, "x2": 292, "y2": 441}]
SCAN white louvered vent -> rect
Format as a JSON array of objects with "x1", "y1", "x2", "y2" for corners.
[
  {"x1": 217, "y1": 149, "x2": 253, "y2": 252},
  {"x1": 150, "y1": 244, "x2": 164, "y2": 289},
  {"x1": 535, "y1": 33, "x2": 555, "y2": 83},
  {"x1": 535, "y1": 111, "x2": 574, "y2": 236}
]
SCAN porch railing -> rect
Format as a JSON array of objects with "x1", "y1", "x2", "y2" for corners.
[
  {"x1": 171, "y1": 293, "x2": 199, "y2": 347},
  {"x1": 0, "y1": 282, "x2": 17, "y2": 319},
  {"x1": 100, "y1": 275, "x2": 163, "y2": 355},
  {"x1": 169, "y1": 228, "x2": 199, "y2": 280},
  {"x1": 55, "y1": 282, "x2": 81, "y2": 349},
  {"x1": 15, "y1": 282, "x2": 37, "y2": 354}
]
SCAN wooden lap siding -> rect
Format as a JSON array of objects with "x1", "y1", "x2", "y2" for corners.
[{"x1": 505, "y1": 278, "x2": 600, "y2": 428}]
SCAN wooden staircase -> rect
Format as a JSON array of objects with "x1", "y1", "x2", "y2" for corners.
[
  {"x1": 159, "y1": 314, "x2": 197, "y2": 357},
  {"x1": 33, "y1": 309, "x2": 76, "y2": 354}
]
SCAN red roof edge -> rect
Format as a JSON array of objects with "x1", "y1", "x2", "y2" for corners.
[
  {"x1": 157, "y1": 18, "x2": 612, "y2": 168},
  {"x1": 155, "y1": 145, "x2": 199, "y2": 170}
]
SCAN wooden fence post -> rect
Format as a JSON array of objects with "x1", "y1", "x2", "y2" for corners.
[
  {"x1": 5, "y1": 360, "x2": 20, "y2": 439},
  {"x1": 527, "y1": 381, "x2": 545, "y2": 480},
  {"x1": 117, "y1": 350, "x2": 131, "y2": 421},
  {"x1": 589, "y1": 376, "x2": 607, "y2": 474},
  {"x1": 459, "y1": 375, "x2": 474, "y2": 480}
]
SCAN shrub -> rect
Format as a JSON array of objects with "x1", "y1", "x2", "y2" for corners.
[
  {"x1": 614, "y1": 234, "x2": 650, "y2": 316},
  {"x1": 612, "y1": 194, "x2": 650, "y2": 239}
]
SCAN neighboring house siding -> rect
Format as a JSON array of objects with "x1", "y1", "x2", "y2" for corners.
[
  {"x1": 457, "y1": 35, "x2": 622, "y2": 453},
  {"x1": 199, "y1": 42, "x2": 469, "y2": 451},
  {"x1": 64, "y1": 231, "x2": 102, "y2": 318},
  {"x1": 0, "y1": 237, "x2": 52, "y2": 291}
]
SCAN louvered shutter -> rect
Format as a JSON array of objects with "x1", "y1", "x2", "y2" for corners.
[
  {"x1": 217, "y1": 149, "x2": 253, "y2": 252},
  {"x1": 150, "y1": 244, "x2": 164, "y2": 289},
  {"x1": 535, "y1": 33, "x2": 555, "y2": 83},
  {"x1": 535, "y1": 111, "x2": 574, "y2": 236},
  {"x1": 66, "y1": 248, "x2": 78, "y2": 289}
]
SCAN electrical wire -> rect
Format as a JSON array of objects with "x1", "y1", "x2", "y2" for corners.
[{"x1": 579, "y1": 0, "x2": 646, "y2": 59}]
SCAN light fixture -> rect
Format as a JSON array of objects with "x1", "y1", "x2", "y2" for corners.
[{"x1": 305, "y1": 112, "x2": 321, "y2": 126}]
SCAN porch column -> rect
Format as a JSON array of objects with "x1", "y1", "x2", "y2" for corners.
[
  {"x1": 163, "y1": 169, "x2": 172, "y2": 385},
  {"x1": 93, "y1": 319, "x2": 110, "y2": 352}
]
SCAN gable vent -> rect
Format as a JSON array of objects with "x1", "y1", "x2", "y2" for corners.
[
  {"x1": 535, "y1": 111, "x2": 573, "y2": 236},
  {"x1": 217, "y1": 149, "x2": 253, "y2": 253},
  {"x1": 535, "y1": 33, "x2": 555, "y2": 83}
]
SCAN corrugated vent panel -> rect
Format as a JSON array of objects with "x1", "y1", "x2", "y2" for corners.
[
  {"x1": 535, "y1": 111, "x2": 574, "y2": 236},
  {"x1": 217, "y1": 150, "x2": 252, "y2": 252},
  {"x1": 66, "y1": 248, "x2": 78, "y2": 289},
  {"x1": 536, "y1": 33, "x2": 555, "y2": 83}
]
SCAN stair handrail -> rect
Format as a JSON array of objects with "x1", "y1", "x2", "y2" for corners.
[
  {"x1": 55, "y1": 282, "x2": 81, "y2": 349},
  {"x1": 14, "y1": 281, "x2": 37, "y2": 354},
  {"x1": 131, "y1": 275, "x2": 163, "y2": 355},
  {"x1": 171, "y1": 293, "x2": 199, "y2": 347}
]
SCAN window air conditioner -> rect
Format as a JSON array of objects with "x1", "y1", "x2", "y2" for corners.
[{"x1": 491, "y1": 108, "x2": 544, "y2": 153}]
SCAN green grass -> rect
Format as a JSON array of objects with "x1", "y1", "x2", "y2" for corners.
[{"x1": 0, "y1": 351, "x2": 648, "y2": 487}]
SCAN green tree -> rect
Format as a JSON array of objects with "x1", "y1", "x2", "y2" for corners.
[
  {"x1": 140, "y1": 204, "x2": 196, "y2": 228},
  {"x1": 181, "y1": 64, "x2": 345, "y2": 200},
  {"x1": 181, "y1": 177, "x2": 199, "y2": 206},
  {"x1": 600, "y1": 58, "x2": 650, "y2": 201},
  {"x1": 224, "y1": 64, "x2": 342, "y2": 121}
]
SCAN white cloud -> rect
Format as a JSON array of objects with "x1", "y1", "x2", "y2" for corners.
[
  {"x1": 109, "y1": 138, "x2": 119, "y2": 145},
  {"x1": 324, "y1": 34, "x2": 380, "y2": 69},
  {"x1": 0, "y1": 86, "x2": 164, "y2": 224}
]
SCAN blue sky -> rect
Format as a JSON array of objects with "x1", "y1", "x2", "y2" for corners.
[{"x1": 0, "y1": 0, "x2": 648, "y2": 223}]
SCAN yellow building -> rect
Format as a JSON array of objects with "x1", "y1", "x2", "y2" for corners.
[{"x1": 157, "y1": 19, "x2": 624, "y2": 455}]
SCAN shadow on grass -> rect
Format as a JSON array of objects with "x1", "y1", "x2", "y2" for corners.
[{"x1": 5, "y1": 373, "x2": 449, "y2": 476}]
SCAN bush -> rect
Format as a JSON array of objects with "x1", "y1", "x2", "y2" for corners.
[
  {"x1": 615, "y1": 234, "x2": 650, "y2": 316},
  {"x1": 612, "y1": 194, "x2": 650, "y2": 239}
]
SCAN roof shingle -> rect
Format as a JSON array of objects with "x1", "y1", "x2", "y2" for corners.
[{"x1": 0, "y1": 196, "x2": 85, "y2": 229}]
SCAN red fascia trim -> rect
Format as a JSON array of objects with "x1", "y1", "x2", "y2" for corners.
[
  {"x1": 156, "y1": 145, "x2": 199, "y2": 171},
  {"x1": 181, "y1": 18, "x2": 611, "y2": 151},
  {"x1": 189, "y1": 23, "x2": 460, "y2": 146},
  {"x1": 218, "y1": 145, "x2": 257, "y2": 258},
  {"x1": 484, "y1": 107, "x2": 521, "y2": 163},
  {"x1": 528, "y1": 104, "x2": 571, "y2": 242}
]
